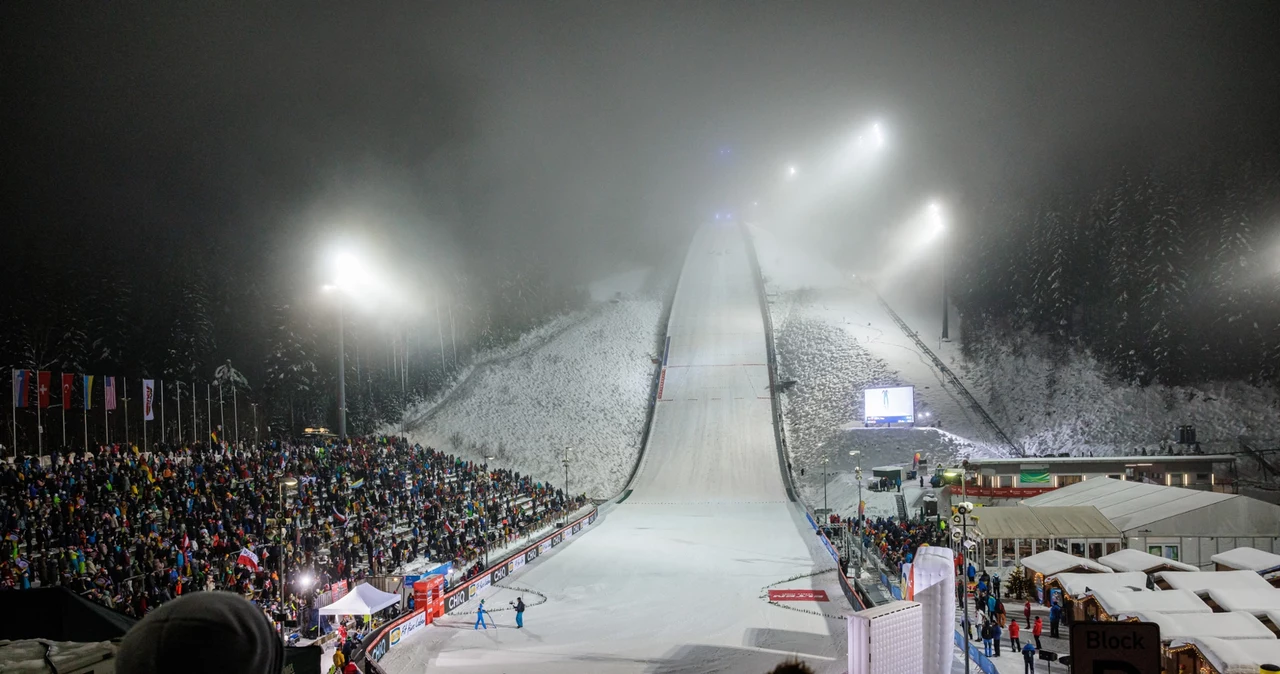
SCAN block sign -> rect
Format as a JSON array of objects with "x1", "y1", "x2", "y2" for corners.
[
  {"x1": 768, "y1": 589, "x2": 829, "y2": 602},
  {"x1": 1069, "y1": 622, "x2": 1160, "y2": 674}
]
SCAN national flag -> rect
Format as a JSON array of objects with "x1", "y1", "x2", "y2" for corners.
[
  {"x1": 142, "y1": 379, "x2": 155, "y2": 421},
  {"x1": 12, "y1": 370, "x2": 29, "y2": 408},
  {"x1": 182, "y1": 533, "x2": 190, "y2": 550},
  {"x1": 61, "y1": 374, "x2": 73, "y2": 409},
  {"x1": 83, "y1": 376, "x2": 94, "y2": 410},
  {"x1": 443, "y1": 520, "x2": 454, "y2": 534},
  {"x1": 350, "y1": 478, "x2": 364, "y2": 490},
  {"x1": 37, "y1": 371, "x2": 51, "y2": 408},
  {"x1": 236, "y1": 547, "x2": 260, "y2": 572},
  {"x1": 332, "y1": 505, "x2": 347, "y2": 524},
  {"x1": 858, "y1": 500, "x2": 866, "y2": 518},
  {"x1": 104, "y1": 377, "x2": 117, "y2": 411}
]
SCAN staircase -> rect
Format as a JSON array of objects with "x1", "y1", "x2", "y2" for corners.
[{"x1": 895, "y1": 494, "x2": 909, "y2": 521}]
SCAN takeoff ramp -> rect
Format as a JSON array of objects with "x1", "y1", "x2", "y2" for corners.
[{"x1": 382, "y1": 224, "x2": 849, "y2": 673}]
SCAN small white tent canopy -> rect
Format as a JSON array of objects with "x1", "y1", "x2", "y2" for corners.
[
  {"x1": 318, "y1": 582, "x2": 400, "y2": 616},
  {"x1": 1212, "y1": 547, "x2": 1280, "y2": 573},
  {"x1": 1052, "y1": 571, "x2": 1148, "y2": 598},
  {"x1": 1122, "y1": 611, "x2": 1275, "y2": 642},
  {"x1": 1156, "y1": 570, "x2": 1275, "y2": 596},
  {"x1": 1022, "y1": 550, "x2": 1112, "y2": 578},
  {"x1": 1206, "y1": 588, "x2": 1280, "y2": 615},
  {"x1": 1184, "y1": 636, "x2": 1280, "y2": 674},
  {"x1": 1098, "y1": 547, "x2": 1197, "y2": 573},
  {"x1": 1092, "y1": 588, "x2": 1211, "y2": 616}
]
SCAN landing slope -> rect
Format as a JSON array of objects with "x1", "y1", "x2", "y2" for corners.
[{"x1": 382, "y1": 224, "x2": 849, "y2": 673}]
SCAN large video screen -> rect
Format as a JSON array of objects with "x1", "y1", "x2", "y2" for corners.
[{"x1": 863, "y1": 386, "x2": 915, "y2": 424}]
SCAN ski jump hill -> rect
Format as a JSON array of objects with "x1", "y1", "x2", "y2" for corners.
[{"x1": 380, "y1": 224, "x2": 853, "y2": 673}]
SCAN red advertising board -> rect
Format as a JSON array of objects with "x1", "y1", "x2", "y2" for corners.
[
  {"x1": 961, "y1": 486, "x2": 1056, "y2": 499},
  {"x1": 769, "y1": 589, "x2": 829, "y2": 602}
]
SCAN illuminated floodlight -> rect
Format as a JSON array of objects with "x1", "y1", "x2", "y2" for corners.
[
  {"x1": 923, "y1": 201, "x2": 945, "y2": 243},
  {"x1": 872, "y1": 122, "x2": 885, "y2": 148},
  {"x1": 786, "y1": 164, "x2": 797, "y2": 178}
]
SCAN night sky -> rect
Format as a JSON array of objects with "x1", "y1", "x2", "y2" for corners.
[{"x1": 5, "y1": 2, "x2": 1279, "y2": 292}]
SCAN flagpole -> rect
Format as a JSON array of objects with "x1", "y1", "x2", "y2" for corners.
[
  {"x1": 83, "y1": 383, "x2": 88, "y2": 452},
  {"x1": 142, "y1": 382, "x2": 147, "y2": 452},
  {"x1": 104, "y1": 379, "x2": 109, "y2": 446},
  {"x1": 61, "y1": 395, "x2": 66, "y2": 449},
  {"x1": 160, "y1": 380, "x2": 165, "y2": 445},
  {"x1": 218, "y1": 383, "x2": 225, "y2": 441},
  {"x1": 36, "y1": 387, "x2": 42, "y2": 456},
  {"x1": 123, "y1": 377, "x2": 129, "y2": 448},
  {"x1": 177, "y1": 381, "x2": 183, "y2": 445},
  {"x1": 192, "y1": 381, "x2": 197, "y2": 445},
  {"x1": 10, "y1": 371, "x2": 17, "y2": 457},
  {"x1": 207, "y1": 384, "x2": 212, "y2": 444},
  {"x1": 232, "y1": 385, "x2": 239, "y2": 446}
]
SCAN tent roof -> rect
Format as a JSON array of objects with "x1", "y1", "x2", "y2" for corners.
[
  {"x1": 1211, "y1": 547, "x2": 1280, "y2": 573},
  {"x1": 1052, "y1": 571, "x2": 1149, "y2": 597},
  {"x1": 1156, "y1": 570, "x2": 1275, "y2": 596},
  {"x1": 1021, "y1": 550, "x2": 1113, "y2": 577},
  {"x1": 1021, "y1": 478, "x2": 1244, "y2": 532},
  {"x1": 318, "y1": 583, "x2": 400, "y2": 616},
  {"x1": 973, "y1": 506, "x2": 1121, "y2": 540},
  {"x1": 1122, "y1": 611, "x2": 1275, "y2": 641},
  {"x1": 1206, "y1": 588, "x2": 1280, "y2": 615},
  {"x1": 1186, "y1": 637, "x2": 1280, "y2": 674},
  {"x1": 1098, "y1": 547, "x2": 1198, "y2": 573},
  {"x1": 1092, "y1": 588, "x2": 1211, "y2": 616}
]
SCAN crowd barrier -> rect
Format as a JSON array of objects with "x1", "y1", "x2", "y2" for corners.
[
  {"x1": 362, "y1": 507, "x2": 599, "y2": 671},
  {"x1": 953, "y1": 628, "x2": 1001, "y2": 674},
  {"x1": 805, "y1": 512, "x2": 867, "y2": 611}
]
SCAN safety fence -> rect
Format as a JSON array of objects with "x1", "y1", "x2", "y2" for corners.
[
  {"x1": 953, "y1": 628, "x2": 1001, "y2": 674},
  {"x1": 805, "y1": 511, "x2": 868, "y2": 612},
  {"x1": 362, "y1": 507, "x2": 599, "y2": 672}
]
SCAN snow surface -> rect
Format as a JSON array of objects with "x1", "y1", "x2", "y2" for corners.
[
  {"x1": 1211, "y1": 546, "x2": 1280, "y2": 572},
  {"x1": 382, "y1": 224, "x2": 851, "y2": 673},
  {"x1": 747, "y1": 223, "x2": 1280, "y2": 463},
  {"x1": 746, "y1": 223, "x2": 1005, "y2": 520},
  {"x1": 404, "y1": 297, "x2": 664, "y2": 499},
  {"x1": 1186, "y1": 637, "x2": 1280, "y2": 674}
]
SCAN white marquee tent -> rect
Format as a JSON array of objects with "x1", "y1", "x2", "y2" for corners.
[
  {"x1": 318, "y1": 582, "x2": 401, "y2": 616},
  {"x1": 1022, "y1": 478, "x2": 1280, "y2": 568}
]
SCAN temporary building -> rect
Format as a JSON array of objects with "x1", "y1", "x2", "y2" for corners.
[
  {"x1": 970, "y1": 506, "x2": 1122, "y2": 571},
  {"x1": 1205, "y1": 588, "x2": 1280, "y2": 614},
  {"x1": 1050, "y1": 571, "x2": 1148, "y2": 621},
  {"x1": 1022, "y1": 477, "x2": 1280, "y2": 568},
  {"x1": 1174, "y1": 636, "x2": 1280, "y2": 674},
  {"x1": 1154, "y1": 570, "x2": 1275, "y2": 595},
  {"x1": 1098, "y1": 547, "x2": 1198, "y2": 574},
  {"x1": 318, "y1": 582, "x2": 401, "y2": 616},
  {"x1": 1211, "y1": 547, "x2": 1280, "y2": 576},
  {"x1": 1083, "y1": 588, "x2": 1210, "y2": 622},
  {"x1": 1020, "y1": 550, "x2": 1111, "y2": 604},
  {"x1": 1121, "y1": 610, "x2": 1276, "y2": 642}
]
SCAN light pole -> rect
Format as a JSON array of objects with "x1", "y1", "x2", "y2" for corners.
[
  {"x1": 250, "y1": 403, "x2": 259, "y2": 447},
  {"x1": 277, "y1": 476, "x2": 299, "y2": 640},
  {"x1": 562, "y1": 447, "x2": 573, "y2": 503},
  {"x1": 821, "y1": 454, "x2": 830, "y2": 513},
  {"x1": 323, "y1": 285, "x2": 347, "y2": 441},
  {"x1": 928, "y1": 202, "x2": 950, "y2": 342},
  {"x1": 954, "y1": 499, "x2": 976, "y2": 674},
  {"x1": 851, "y1": 450, "x2": 863, "y2": 577}
]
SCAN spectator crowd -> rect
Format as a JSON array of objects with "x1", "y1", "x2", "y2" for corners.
[
  {"x1": 861, "y1": 516, "x2": 945, "y2": 574},
  {"x1": 0, "y1": 435, "x2": 587, "y2": 628}
]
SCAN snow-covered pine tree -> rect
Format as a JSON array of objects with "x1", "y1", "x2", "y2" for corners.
[{"x1": 1138, "y1": 174, "x2": 1189, "y2": 384}]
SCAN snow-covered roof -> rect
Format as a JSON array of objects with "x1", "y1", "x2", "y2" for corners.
[
  {"x1": 1092, "y1": 588, "x2": 1211, "y2": 616},
  {"x1": 973, "y1": 506, "x2": 1121, "y2": 540},
  {"x1": 1021, "y1": 550, "x2": 1113, "y2": 577},
  {"x1": 1122, "y1": 611, "x2": 1275, "y2": 641},
  {"x1": 1186, "y1": 637, "x2": 1280, "y2": 674},
  {"x1": 1021, "y1": 477, "x2": 1236, "y2": 532},
  {"x1": 1206, "y1": 588, "x2": 1280, "y2": 615},
  {"x1": 1157, "y1": 570, "x2": 1275, "y2": 596},
  {"x1": 968, "y1": 455, "x2": 1236, "y2": 466},
  {"x1": 1052, "y1": 571, "x2": 1149, "y2": 597},
  {"x1": 1023, "y1": 478, "x2": 1280, "y2": 537},
  {"x1": 1098, "y1": 547, "x2": 1198, "y2": 573},
  {"x1": 1211, "y1": 547, "x2": 1280, "y2": 574}
]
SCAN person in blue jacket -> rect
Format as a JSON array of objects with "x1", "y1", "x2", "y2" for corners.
[
  {"x1": 474, "y1": 599, "x2": 490, "y2": 630},
  {"x1": 1049, "y1": 600, "x2": 1062, "y2": 639},
  {"x1": 514, "y1": 597, "x2": 525, "y2": 628},
  {"x1": 1021, "y1": 642, "x2": 1036, "y2": 674}
]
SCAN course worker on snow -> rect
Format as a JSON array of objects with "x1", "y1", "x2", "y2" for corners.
[
  {"x1": 514, "y1": 596, "x2": 526, "y2": 628},
  {"x1": 474, "y1": 599, "x2": 491, "y2": 630}
]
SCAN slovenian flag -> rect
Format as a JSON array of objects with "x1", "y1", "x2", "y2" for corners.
[
  {"x1": 443, "y1": 520, "x2": 454, "y2": 534},
  {"x1": 236, "y1": 547, "x2": 260, "y2": 572},
  {"x1": 332, "y1": 505, "x2": 347, "y2": 525},
  {"x1": 12, "y1": 370, "x2": 29, "y2": 408}
]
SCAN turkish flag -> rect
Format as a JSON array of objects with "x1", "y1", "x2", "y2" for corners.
[
  {"x1": 61, "y1": 374, "x2": 73, "y2": 409},
  {"x1": 37, "y1": 371, "x2": 51, "y2": 408}
]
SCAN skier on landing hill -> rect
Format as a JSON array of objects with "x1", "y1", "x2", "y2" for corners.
[{"x1": 474, "y1": 599, "x2": 490, "y2": 630}]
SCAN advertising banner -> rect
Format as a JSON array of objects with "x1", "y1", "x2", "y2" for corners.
[
  {"x1": 588, "y1": 510, "x2": 597, "y2": 525},
  {"x1": 768, "y1": 589, "x2": 829, "y2": 602},
  {"x1": 445, "y1": 588, "x2": 469, "y2": 612},
  {"x1": 551, "y1": 532, "x2": 564, "y2": 547},
  {"x1": 539, "y1": 540, "x2": 552, "y2": 554},
  {"x1": 512, "y1": 555, "x2": 526, "y2": 572},
  {"x1": 525, "y1": 548, "x2": 538, "y2": 564},
  {"x1": 490, "y1": 562, "x2": 510, "y2": 585},
  {"x1": 369, "y1": 629, "x2": 391, "y2": 662}
]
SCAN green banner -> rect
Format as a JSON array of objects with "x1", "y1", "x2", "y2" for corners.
[{"x1": 1020, "y1": 470, "x2": 1051, "y2": 484}]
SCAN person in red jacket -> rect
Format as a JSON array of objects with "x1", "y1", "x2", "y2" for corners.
[
  {"x1": 1023, "y1": 600, "x2": 1032, "y2": 627},
  {"x1": 1009, "y1": 618, "x2": 1021, "y2": 652},
  {"x1": 1032, "y1": 616, "x2": 1043, "y2": 649}
]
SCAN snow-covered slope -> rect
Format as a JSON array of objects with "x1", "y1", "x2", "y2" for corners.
[
  {"x1": 405, "y1": 296, "x2": 664, "y2": 499},
  {"x1": 747, "y1": 223, "x2": 1003, "y2": 515}
]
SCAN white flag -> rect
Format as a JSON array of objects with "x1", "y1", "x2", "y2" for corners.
[{"x1": 142, "y1": 379, "x2": 155, "y2": 421}]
